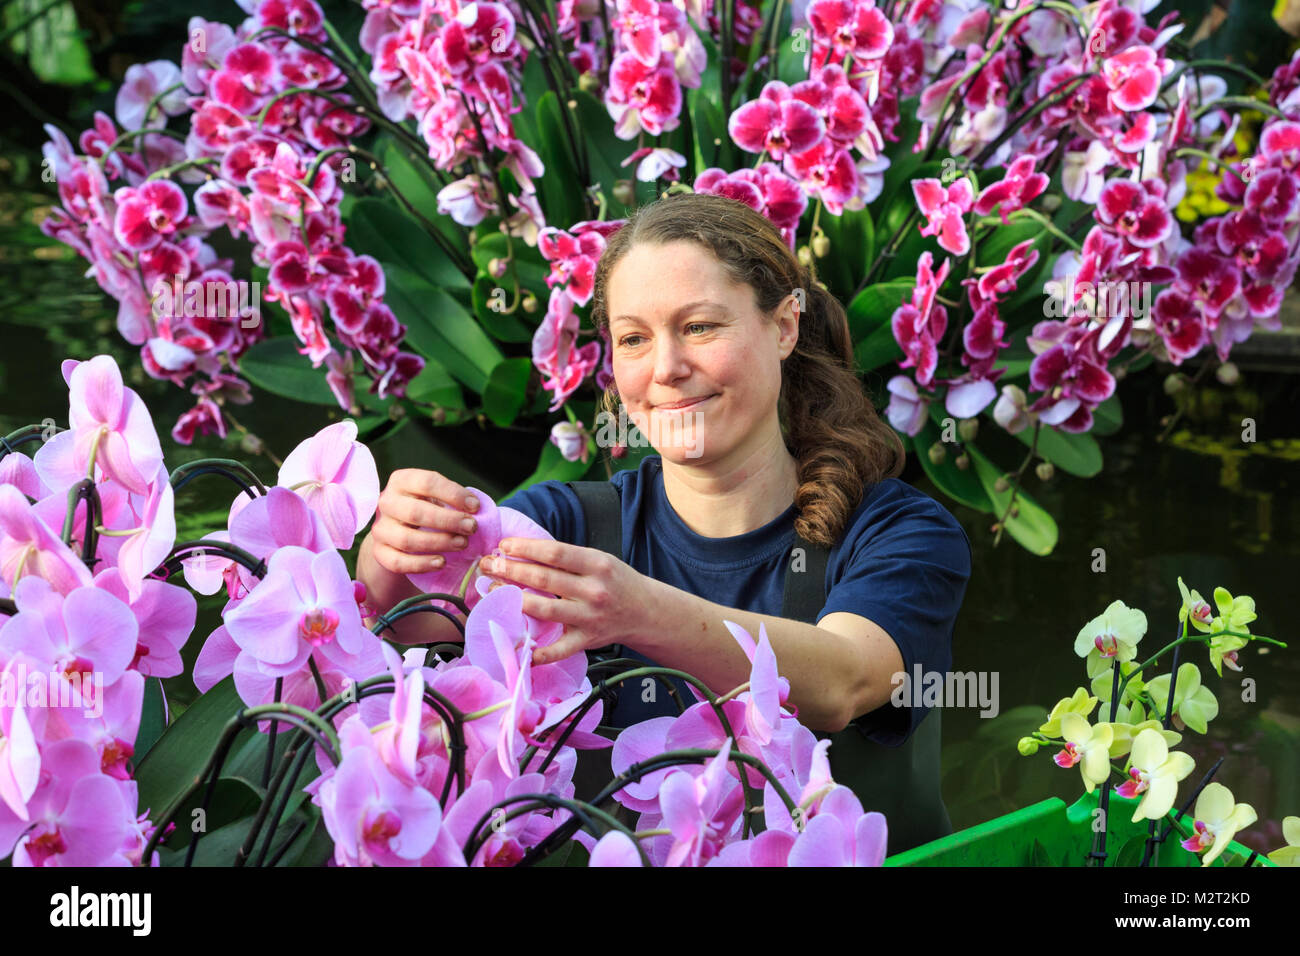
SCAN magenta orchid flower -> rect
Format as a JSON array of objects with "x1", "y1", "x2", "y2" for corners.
[
  {"x1": 1101, "y1": 46, "x2": 1170, "y2": 113},
  {"x1": 91, "y1": 568, "x2": 195, "y2": 678},
  {"x1": 728, "y1": 80, "x2": 826, "y2": 161},
  {"x1": 913, "y1": 177, "x2": 975, "y2": 255},
  {"x1": 973, "y1": 155, "x2": 1050, "y2": 225}
]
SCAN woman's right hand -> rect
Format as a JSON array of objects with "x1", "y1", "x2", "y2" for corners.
[{"x1": 365, "y1": 468, "x2": 481, "y2": 577}]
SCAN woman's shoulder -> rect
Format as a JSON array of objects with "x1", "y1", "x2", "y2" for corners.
[{"x1": 837, "y1": 477, "x2": 972, "y2": 569}]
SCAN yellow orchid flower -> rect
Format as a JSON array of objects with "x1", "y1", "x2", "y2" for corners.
[
  {"x1": 1267, "y1": 816, "x2": 1300, "y2": 867},
  {"x1": 1180, "y1": 783, "x2": 1257, "y2": 867},
  {"x1": 1117, "y1": 728, "x2": 1195, "y2": 822},
  {"x1": 1039, "y1": 687, "x2": 1098, "y2": 737},
  {"x1": 1055, "y1": 713, "x2": 1113, "y2": 793},
  {"x1": 1206, "y1": 586, "x2": 1256, "y2": 676},
  {"x1": 1074, "y1": 600, "x2": 1147, "y2": 679},
  {"x1": 1146, "y1": 663, "x2": 1220, "y2": 735},
  {"x1": 1177, "y1": 577, "x2": 1214, "y2": 633},
  {"x1": 1101, "y1": 718, "x2": 1180, "y2": 760}
]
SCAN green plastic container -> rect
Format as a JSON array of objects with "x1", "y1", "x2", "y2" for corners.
[{"x1": 885, "y1": 792, "x2": 1272, "y2": 867}]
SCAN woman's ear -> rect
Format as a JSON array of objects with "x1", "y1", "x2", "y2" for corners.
[{"x1": 778, "y1": 291, "x2": 801, "y2": 360}]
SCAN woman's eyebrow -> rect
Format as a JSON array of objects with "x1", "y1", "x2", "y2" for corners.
[{"x1": 611, "y1": 300, "x2": 728, "y2": 324}]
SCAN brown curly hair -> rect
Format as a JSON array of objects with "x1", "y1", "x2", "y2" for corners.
[{"x1": 589, "y1": 191, "x2": 904, "y2": 548}]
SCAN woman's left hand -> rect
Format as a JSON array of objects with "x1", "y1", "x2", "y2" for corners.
[{"x1": 479, "y1": 537, "x2": 661, "y2": 665}]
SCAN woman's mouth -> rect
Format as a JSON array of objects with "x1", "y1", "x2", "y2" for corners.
[{"x1": 655, "y1": 394, "x2": 715, "y2": 411}]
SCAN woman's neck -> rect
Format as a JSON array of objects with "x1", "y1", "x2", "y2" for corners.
[{"x1": 658, "y1": 431, "x2": 800, "y2": 538}]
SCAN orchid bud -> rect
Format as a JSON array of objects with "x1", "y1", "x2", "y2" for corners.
[
  {"x1": 431, "y1": 407, "x2": 446, "y2": 425},
  {"x1": 388, "y1": 403, "x2": 405, "y2": 421},
  {"x1": 577, "y1": 71, "x2": 602, "y2": 95},
  {"x1": 1164, "y1": 372, "x2": 1188, "y2": 396},
  {"x1": 1018, "y1": 736, "x2": 1040, "y2": 756},
  {"x1": 488, "y1": 257, "x2": 508, "y2": 279},
  {"x1": 613, "y1": 179, "x2": 636, "y2": 205},
  {"x1": 610, "y1": 442, "x2": 628, "y2": 459},
  {"x1": 955, "y1": 453, "x2": 970, "y2": 470},
  {"x1": 240, "y1": 433, "x2": 264, "y2": 455},
  {"x1": 550, "y1": 421, "x2": 590, "y2": 464},
  {"x1": 927, "y1": 441, "x2": 947, "y2": 465},
  {"x1": 994, "y1": 475, "x2": 1010, "y2": 493},
  {"x1": 797, "y1": 245, "x2": 813, "y2": 267},
  {"x1": 1215, "y1": 362, "x2": 1240, "y2": 386},
  {"x1": 522, "y1": 291, "x2": 538, "y2": 313},
  {"x1": 811, "y1": 233, "x2": 830, "y2": 258},
  {"x1": 1036, "y1": 461, "x2": 1055, "y2": 482},
  {"x1": 958, "y1": 418, "x2": 979, "y2": 442}
]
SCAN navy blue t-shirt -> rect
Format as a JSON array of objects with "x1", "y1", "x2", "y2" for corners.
[{"x1": 499, "y1": 454, "x2": 972, "y2": 746}]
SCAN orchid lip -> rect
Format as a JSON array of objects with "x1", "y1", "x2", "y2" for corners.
[{"x1": 656, "y1": 394, "x2": 715, "y2": 410}]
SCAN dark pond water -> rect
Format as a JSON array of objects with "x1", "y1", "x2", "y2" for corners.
[{"x1": 2, "y1": 173, "x2": 1297, "y2": 857}]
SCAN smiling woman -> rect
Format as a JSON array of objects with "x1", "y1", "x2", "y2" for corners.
[
  {"x1": 358, "y1": 192, "x2": 972, "y2": 854},
  {"x1": 473, "y1": 192, "x2": 974, "y2": 854}
]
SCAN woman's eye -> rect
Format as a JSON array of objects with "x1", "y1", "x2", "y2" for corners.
[
  {"x1": 687, "y1": 323, "x2": 713, "y2": 335},
  {"x1": 618, "y1": 335, "x2": 642, "y2": 347}
]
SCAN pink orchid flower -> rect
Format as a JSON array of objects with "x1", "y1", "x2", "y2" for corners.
[
  {"x1": 405, "y1": 490, "x2": 553, "y2": 611},
  {"x1": 0, "y1": 660, "x2": 40, "y2": 821},
  {"x1": 277, "y1": 421, "x2": 381, "y2": 550},
  {"x1": 91, "y1": 568, "x2": 195, "y2": 678},
  {"x1": 221, "y1": 545, "x2": 376, "y2": 679},
  {"x1": 65, "y1": 354, "x2": 165, "y2": 496},
  {"x1": 589, "y1": 830, "x2": 644, "y2": 866},
  {"x1": 7, "y1": 739, "x2": 134, "y2": 866},
  {"x1": 913, "y1": 177, "x2": 975, "y2": 255},
  {"x1": 317, "y1": 716, "x2": 449, "y2": 867},
  {"x1": 722, "y1": 621, "x2": 789, "y2": 746},
  {"x1": 0, "y1": 577, "x2": 137, "y2": 692},
  {"x1": 658, "y1": 740, "x2": 745, "y2": 867},
  {"x1": 0, "y1": 484, "x2": 93, "y2": 596},
  {"x1": 787, "y1": 787, "x2": 888, "y2": 866}
]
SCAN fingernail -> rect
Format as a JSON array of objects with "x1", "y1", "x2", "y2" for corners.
[
  {"x1": 460, "y1": 517, "x2": 476, "y2": 533},
  {"x1": 431, "y1": 556, "x2": 444, "y2": 568},
  {"x1": 452, "y1": 536, "x2": 467, "y2": 549},
  {"x1": 465, "y1": 495, "x2": 479, "y2": 511},
  {"x1": 480, "y1": 557, "x2": 493, "y2": 572}
]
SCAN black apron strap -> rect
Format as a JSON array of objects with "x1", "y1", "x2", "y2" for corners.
[
  {"x1": 566, "y1": 480, "x2": 622, "y2": 557},
  {"x1": 565, "y1": 480, "x2": 627, "y2": 809},
  {"x1": 783, "y1": 533, "x2": 952, "y2": 857}
]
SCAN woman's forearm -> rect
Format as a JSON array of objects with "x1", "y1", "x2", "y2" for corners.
[
  {"x1": 356, "y1": 532, "x2": 461, "y2": 645},
  {"x1": 627, "y1": 580, "x2": 893, "y2": 733}
]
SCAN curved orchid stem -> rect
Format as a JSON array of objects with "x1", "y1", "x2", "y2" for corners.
[
  {"x1": 519, "y1": 747, "x2": 801, "y2": 866},
  {"x1": 61, "y1": 478, "x2": 102, "y2": 568},
  {"x1": 169, "y1": 458, "x2": 267, "y2": 499},
  {"x1": 0, "y1": 424, "x2": 48, "y2": 461},
  {"x1": 160, "y1": 539, "x2": 270, "y2": 580},
  {"x1": 462, "y1": 792, "x2": 648, "y2": 866}
]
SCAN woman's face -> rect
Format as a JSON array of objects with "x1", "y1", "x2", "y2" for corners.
[{"x1": 605, "y1": 240, "x2": 799, "y2": 468}]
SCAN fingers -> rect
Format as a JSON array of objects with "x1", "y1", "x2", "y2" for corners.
[
  {"x1": 373, "y1": 469, "x2": 482, "y2": 571},
  {"x1": 533, "y1": 631, "x2": 584, "y2": 666},
  {"x1": 393, "y1": 468, "x2": 479, "y2": 513},
  {"x1": 370, "y1": 540, "x2": 447, "y2": 576}
]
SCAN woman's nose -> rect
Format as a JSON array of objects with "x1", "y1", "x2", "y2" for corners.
[{"x1": 652, "y1": 335, "x2": 691, "y2": 385}]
